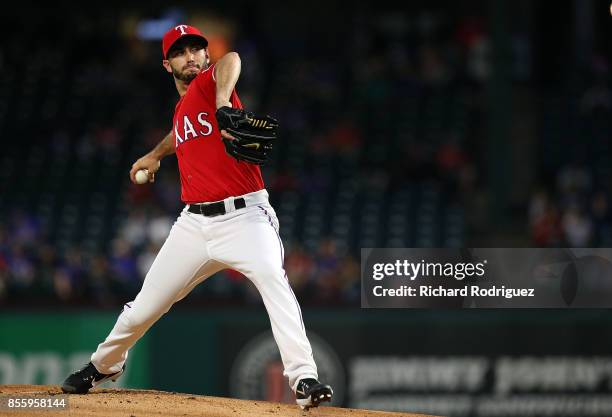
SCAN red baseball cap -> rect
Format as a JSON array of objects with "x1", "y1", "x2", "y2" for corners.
[{"x1": 162, "y1": 25, "x2": 208, "y2": 59}]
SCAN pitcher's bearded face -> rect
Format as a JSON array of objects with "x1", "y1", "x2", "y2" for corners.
[
  {"x1": 171, "y1": 61, "x2": 201, "y2": 83},
  {"x1": 165, "y1": 38, "x2": 208, "y2": 84}
]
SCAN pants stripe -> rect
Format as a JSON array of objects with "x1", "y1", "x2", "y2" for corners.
[{"x1": 258, "y1": 206, "x2": 305, "y2": 330}]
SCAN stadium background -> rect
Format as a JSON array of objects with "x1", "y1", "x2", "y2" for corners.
[{"x1": 2, "y1": 0, "x2": 612, "y2": 416}]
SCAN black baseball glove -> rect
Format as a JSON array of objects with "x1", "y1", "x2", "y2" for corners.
[{"x1": 215, "y1": 106, "x2": 278, "y2": 165}]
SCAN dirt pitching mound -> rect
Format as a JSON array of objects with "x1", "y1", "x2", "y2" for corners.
[{"x1": 0, "y1": 385, "x2": 437, "y2": 417}]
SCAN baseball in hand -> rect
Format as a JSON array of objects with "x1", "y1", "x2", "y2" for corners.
[{"x1": 135, "y1": 169, "x2": 149, "y2": 184}]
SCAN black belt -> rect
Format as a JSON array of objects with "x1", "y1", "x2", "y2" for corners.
[{"x1": 188, "y1": 197, "x2": 246, "y2": 217}]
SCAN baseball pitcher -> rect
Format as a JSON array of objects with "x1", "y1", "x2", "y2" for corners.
[{"x1": 61, "y1": 24, "x2": 333, "y2": 410}]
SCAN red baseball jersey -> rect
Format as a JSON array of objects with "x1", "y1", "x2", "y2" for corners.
[{"x1": 172, "y1": 64, "x2": 264, "y2": 203}]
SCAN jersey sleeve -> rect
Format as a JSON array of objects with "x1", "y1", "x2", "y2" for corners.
[
  {"x1": 194, "y1": 63, "x2": 243, "y2": 110},
  {"x1": 230, "y1": 89, "x2": 243, "y2": 109},
  {"x1": 193, "y1": 64, "x2": 216, "y2": 98}
]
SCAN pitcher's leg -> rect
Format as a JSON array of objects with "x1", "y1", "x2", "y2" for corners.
[
  {"x1": 248, "y1": 267, "x2": 318, "y2": 390},
  {"x1": 211, "y1": 206, "x2": 317, "y2": 390},
  {"x1": 91, "y1": 212, "x2": 220, "y2": 373}
]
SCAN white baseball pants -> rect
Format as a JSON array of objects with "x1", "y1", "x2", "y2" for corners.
[{"x1": 91, "y1": 189, "x2": 318, "y2": 390}]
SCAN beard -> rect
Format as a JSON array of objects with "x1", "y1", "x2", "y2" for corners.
[{"x1": 173, "y1": 64, "x2": 201, "y2": 84}]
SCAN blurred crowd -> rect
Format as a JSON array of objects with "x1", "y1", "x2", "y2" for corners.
[
  {"x1": 4, "y1": 4, "x2": 609, "y2": 307},
  {"x1": 0, "y1": 5, "x2": 498, "y2": 307},
  {"x1": 529, "y1": 168, "x2": 611, "y2": 247},
  {"x1": 528, "y1": 54, "x2": 612, "y2": 248},
  {"x1": 0, "y1": 208, "x2": 360, "y2": 307}
]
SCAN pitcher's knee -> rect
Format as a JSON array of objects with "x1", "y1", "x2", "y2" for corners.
[
  {"x1": 249, "y1": 261, "x2": 284, "y2": 283},
  {"x1": 122, "y1": 304, "x2": 164, "y2": 329}
]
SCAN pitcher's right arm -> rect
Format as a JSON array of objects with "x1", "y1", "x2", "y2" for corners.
[{"x1": 129, "y1": 130, "x2": 175, "y2": 183}]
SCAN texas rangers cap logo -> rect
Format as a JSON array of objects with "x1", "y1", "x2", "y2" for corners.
[
  {"x1": 175, "y1": 25, "x2": 189, "y2": 35},
  {"x1": 162, "y1": 24, "x2": 208, "y2": 59}
]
